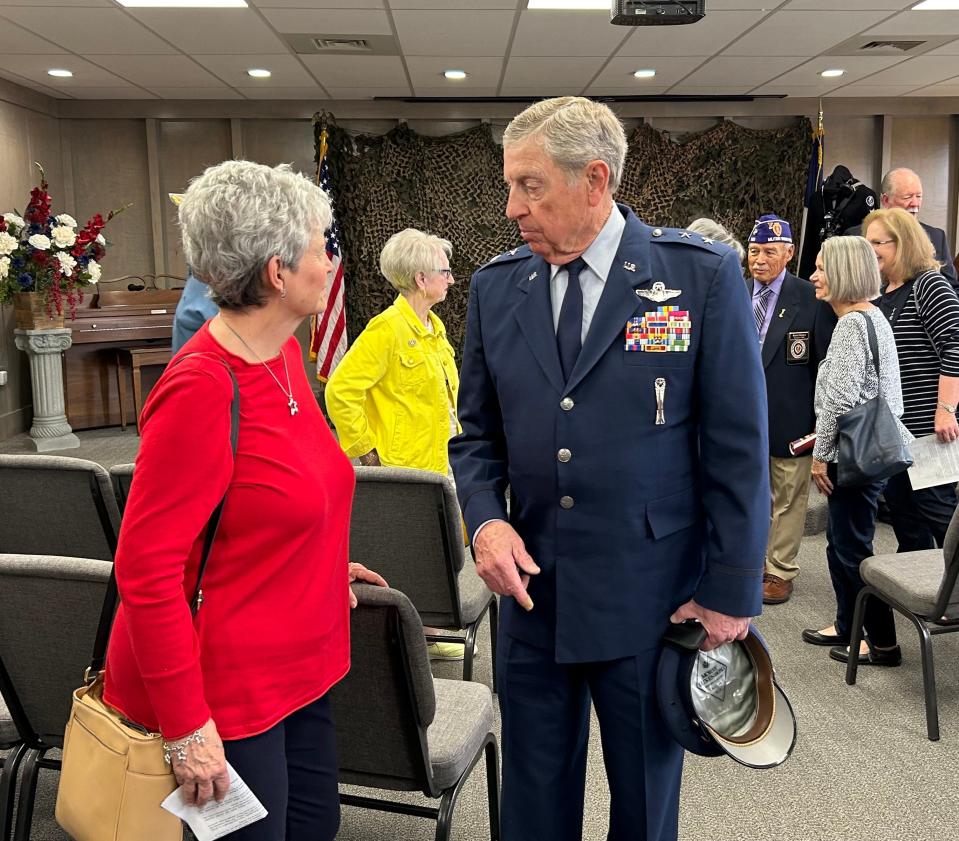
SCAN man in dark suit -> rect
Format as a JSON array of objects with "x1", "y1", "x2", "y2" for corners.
[
  {"x1": 846, "y1": 167, "x2": 957, "y2": 288},
  {"x1": 449, "y1": 96, "x2": 769, "y2": 841},
  {"x1": 746, "y1": 215, "x2": 835, "y2": 605}
]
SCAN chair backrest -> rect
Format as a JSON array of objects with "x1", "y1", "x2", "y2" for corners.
[
  {"x1": 109, "y1": 463, "x2": 136, "y2": 513},
  {"x1": 935, "y1": 502, "x2": 959, "y2": 616},
  {"x1": 329, "y1": 585, "x2": 439, "y2": 795},
  {"x1": 0, "y1": 455, "x2": 120, "y2": 561},
  {"x1": 0, "y1": 553, "x2": 111, "y2": 746},
  {"x1": 349, "y1": 466, "x2": 468, "y2": 627}
]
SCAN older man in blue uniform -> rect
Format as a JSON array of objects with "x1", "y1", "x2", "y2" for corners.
[{"x1": 449, "y1": 97, "x2": 769, "y2": 841}]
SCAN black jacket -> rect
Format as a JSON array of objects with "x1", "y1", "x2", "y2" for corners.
[{"x1": 747, "y1": 272, "x2": 836, "y2": 458}]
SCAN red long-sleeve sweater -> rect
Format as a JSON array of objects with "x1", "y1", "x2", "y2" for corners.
[{"x1": 103, "y1": 323, "x2": 354, "y2": 740}]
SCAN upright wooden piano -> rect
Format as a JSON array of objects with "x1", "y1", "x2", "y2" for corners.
[{"x1": 65, "y1": 283, "x2": 183, "y2": 430}]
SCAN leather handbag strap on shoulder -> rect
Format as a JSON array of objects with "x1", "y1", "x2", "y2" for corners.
[{"x1": 87, "y1": 357, "x2": 240, "y2": 677}]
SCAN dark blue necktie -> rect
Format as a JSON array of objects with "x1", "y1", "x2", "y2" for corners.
[{"x1": 556, "y1": 257, "x2": 587, "y2": 381}]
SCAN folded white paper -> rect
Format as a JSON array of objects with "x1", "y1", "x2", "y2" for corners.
[
  {"x1": 908, "y1": 433, "x2": 959, "y2": 491},
  {"x1": 161, "y1": 762, "x2": 268, "y2": 841}
]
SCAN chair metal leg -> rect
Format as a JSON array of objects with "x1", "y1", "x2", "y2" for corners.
[
  {"x1": 485, "y1": 738, "x2": 501, "y2": 841},
  {"x1": 463, "y1": 622, "x2": 479, "y2": 684},
  {"x1": 434, "y1": 788, "x2": 455, "y2": 841},
  {"x1": 1, "y1": 743, "x2": 26, "y2": 841},
  {"x1": 11, "y1": 748, "x2": 40, "y2": 841},
  {"x1": 845, "y1": 587, "x2": 871, "y2": 686},
  {"x1": 911, "y1": 617, "x2": 940, "y2": 741},
  {"x1": 489, "y1": 598, "x2": 499, "y2": 695}
]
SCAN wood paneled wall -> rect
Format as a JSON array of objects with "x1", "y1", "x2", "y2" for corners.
[{"x1": 1, "y1": 76, "x2": 958, "y2": 440}]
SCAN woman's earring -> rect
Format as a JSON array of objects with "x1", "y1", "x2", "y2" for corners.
[{"x1": 280, "y1": 285, "x2": 287, "y2": 299}]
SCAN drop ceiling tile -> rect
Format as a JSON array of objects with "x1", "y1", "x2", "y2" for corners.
[
  {"x1": 618, "y1": 11, "x2": 766, "y2": 56},
  {"x1": 511, "y1": 11, "x2": 630, "y2": 58},
  {"x1": 724, "y1": 10, "x2": 892, "y2": 57},
  {"x1": 322, "y1": 86, "x2": 413, "y2": 99},
  {"x1": 392, "y1": 10, "x2": 514, "y2": 57},
  {"x1": 127, "y1": 10, "x2": 288, "y2": 55},
  {"x1": 192, "y1": 54, "x2": 314, "y2": 86},
  {"x1": 90, "y1": 55, "x2": 226, "y2": 87},
  {"x1": 0, "y1": 54, "x2": 133, "y2": 87},
  {"x1": 583, "y1": 85, "x2": 670, "y2": 97},
  {"x1": 786, "y1": 0, "x2": 912, "y2": 8},
  {"x1": 0, "y1": 68, "x2": 67, "y2": 98},
  {"x1": 62, "y1": 86, "x2": 159, "y2": 99},
  {"x1": 0, "y1": 7, "x2": 177, "y2": 54},
  {"x1": 502, "y1": 56, "x2": 607, "y2": 88},
  {"x1": 256, "y1": 0, "x2": 383, "y2": 6},
  {"x1": 499, "y1": 86, "x2": 587, "y2": 97},
  {"x1": 826, "y1": 83, "x2": 922, "y2": 96},
  {"x1": 864, "y1": 9, "x2": 959, "y2": 36},
  {"x1": 678, "y1": 55, "x2": 804, "y2": 87},
  {"x1": 148, "y1": 87, "x2": 244, "y2": 99},
  {"x1": 259, "y1": 8, "x2": 392, "y2": 36},
  {"x1": 0, "y1": 19, "x2": 68, "y2": 54},
  {"x1": 747, "y1": 84, "x2": 843, "y2": 97},
  {"x1": 235, "y1": 86, "x2": 330, "y2": 99},
  {"x1": 852, "y1": 54, "x2": 959, "y2": 85},
  {"x1": 906, "y1": 83, "x2": 959, "y2": 96},
  {"x1": 412, "y1": 86, "x2": 501, "y2": 97},
  {"x1": 405, "y1": 56, "x2": 503, "y2": 88},
  {"x1": 298, "y1": 54, "x2": 407, "y2": 87},
  {"x1": 389, "y1": 1, "x2": 516, "y2": 7},
  {"x1": 662, "y1": 85, "x2": 758, "y2": 96},
  {"x1": 0, "y1": 0, "x2": 111, "y2": 5},
  {"x1": 592, "y1": 56, "x2": 706, "y2": 88},
  {"x1": 923, "y1": 39, "x2": 959, "y2": 56},
  {"x1": 765, "y1": 55, "x2": 908, "y2": 86},
  {"x1": 706, "y1": 1, "x2": 787, "y2": 8}
]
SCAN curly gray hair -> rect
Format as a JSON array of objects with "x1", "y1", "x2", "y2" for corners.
[{"x1": 178, "y1": 160, "x2": 332, "y2": 310}]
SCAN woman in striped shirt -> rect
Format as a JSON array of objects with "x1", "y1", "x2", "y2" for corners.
[{"x1": 864, "y1": 207, "x2": 959, "y2": 551}]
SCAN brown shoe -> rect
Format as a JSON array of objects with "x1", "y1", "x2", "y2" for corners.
[{"x1": 763, "y1": 573, "x2": 793, "y2": 605}]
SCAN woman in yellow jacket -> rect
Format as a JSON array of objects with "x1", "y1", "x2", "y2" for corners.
[{"x1": 326, "y1": 227, "x2": 459, "y2": 474}]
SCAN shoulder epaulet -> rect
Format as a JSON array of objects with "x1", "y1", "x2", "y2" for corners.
[
  {"x1": 649, "y1": 226, "x2": 731, "y2": 255},
  {"x1": 476, "y1": 244, "x2": 534, "y2": 272}
]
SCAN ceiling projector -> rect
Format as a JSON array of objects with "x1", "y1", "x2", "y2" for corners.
[{"x1": 611, "y1": 1, "x2": 705, "y2": 26}]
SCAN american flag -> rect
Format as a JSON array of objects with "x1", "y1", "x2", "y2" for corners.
[{"x1": 310, "y1": 125, "x2": 347, "y2": 382}]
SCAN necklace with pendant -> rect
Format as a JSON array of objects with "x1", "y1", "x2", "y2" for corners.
[{"x1": 222, "y1": 320, "x2": 299, "y2": 416}]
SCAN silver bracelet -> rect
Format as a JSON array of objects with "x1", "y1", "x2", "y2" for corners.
[{"x1": 162, "y1": 727, "x2": 206, "y2": 765}]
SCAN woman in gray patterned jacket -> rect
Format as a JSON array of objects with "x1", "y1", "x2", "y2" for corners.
[{"x1": 802, "y1": 235, "x2": 911, "y2": 668}]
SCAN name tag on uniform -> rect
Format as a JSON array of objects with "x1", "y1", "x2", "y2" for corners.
[
  {"x1": 786, "y1": 331, "x2": 810, "y2": 365},
  {"x1": 625, "y1": 306, "x2": 691, "y2": 352}
]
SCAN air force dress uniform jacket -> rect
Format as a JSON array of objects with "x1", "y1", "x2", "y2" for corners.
[{"x1": 450, "y1": 205, "x2": 770, "y2": 664}]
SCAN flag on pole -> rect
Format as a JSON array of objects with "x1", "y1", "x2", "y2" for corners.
[
  {"x1": 797, "y1": 104, "x2": 825, "y2": 278},
  {"x1": 804, "y1": 103, "x2": 825, "y2": 208},
  {"x1": 309, "y1": 123, "x2": 347, "y2": 382}
]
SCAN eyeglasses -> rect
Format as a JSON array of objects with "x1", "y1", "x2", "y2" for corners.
[
  {"x1": 867, "y1": 239, "x2": 896, "y2": 248},
  {"x1": 435, "y1": 268, "x2": 453, "y2": 278}
]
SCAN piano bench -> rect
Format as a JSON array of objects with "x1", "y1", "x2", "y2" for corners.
[{"x1": 115, "y1": 346, "x2": 173, "y2": 434}]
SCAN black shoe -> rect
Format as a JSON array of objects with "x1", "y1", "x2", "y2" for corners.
[
  {"x1": 802, "y1": 629, "x2": 847, "y2": 646},
  {"x1": 828, "y1": 645, "x2": 902, "y2": 667}
]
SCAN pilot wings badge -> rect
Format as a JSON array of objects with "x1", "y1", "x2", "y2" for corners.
[{"x1": 635, "y1": 281, "x2": 681, "y2": 303}]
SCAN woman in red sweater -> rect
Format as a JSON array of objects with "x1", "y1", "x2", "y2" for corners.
[{"x1": 103, "y1": 160, "x2": 384, "y2": 840}]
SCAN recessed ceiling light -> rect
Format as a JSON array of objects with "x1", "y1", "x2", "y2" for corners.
[
  {"x1": 633, "y1": 69, "x2": 656, "y2": 79},
  {"x1": 527, "y1": 1, "x2": 609, "y2": 8},
  {"x1": 820, "y1": 69, "x2": 845, "y2": 78},
  {"x1": 116, "y1": 0, "x2": 248, "y2": 7},
  {"x1": 912, "y1": 1, "x2": 959, "y2": 10},
  {"x1": 247, "y1": 68, "x2": 271, "y2": 79},
  {"x1": 47, "y1": 69, "x2": 73, "y2": 78},
  {"x1": 444, "y1": 70, "x2": 467, "y2": 80}
]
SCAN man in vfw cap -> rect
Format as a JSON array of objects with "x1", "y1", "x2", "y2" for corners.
[{"x1": 747, "y1": 214, "x2": 835, "y2": 605}]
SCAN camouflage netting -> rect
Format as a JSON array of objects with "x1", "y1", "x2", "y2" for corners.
[{"x1": 318, "y1": 116, "x2": 811, "y2": 355}]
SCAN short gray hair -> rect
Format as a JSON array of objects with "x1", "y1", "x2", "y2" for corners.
[
  {"x1": 686, "y1": 217, "x2": 745, "y2": 262},
  {"x1": 379, "y1": 228, "x2": 452, "y2": 293},
  {"x1": 503, "y1": 96, "x2": 628, "y2": 192},
  {"x1": 880, "y1": 167, "x2": 919, "y2": 199},
  {"x1": 820, "y1": 235, "x2": 882, "y2": 304},
  {"x1": 179, "y1": 160, "x2": 332, "y2": 310}
]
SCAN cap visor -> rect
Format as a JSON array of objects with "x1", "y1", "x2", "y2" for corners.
[{"x1": 703, "y1": 682, "x2": 796, "y2": 769}]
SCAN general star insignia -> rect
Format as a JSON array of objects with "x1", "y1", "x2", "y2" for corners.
[
  {"x1": 635, "y1": 281, "x2": 681, "y2": 303},
  {"x1": 509, "y1": 248, "x2": 518, "y2": 256},
  {"x1": 679, "y1": 231, "x2": 691, "y2": 239},
  {"x1": 701, "y1": 237, "x2": 714, "y2": 245}
]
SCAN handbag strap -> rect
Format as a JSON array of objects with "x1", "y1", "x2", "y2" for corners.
[{"x1": 86, "y1": 357, "x2": 240, "y2": 679}]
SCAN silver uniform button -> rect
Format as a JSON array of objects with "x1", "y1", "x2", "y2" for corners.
[
  {"x1": 560, "y1": 397, "x2": 574, "y2": 411},
  {"x1": 557, "y1": 448, "x2": 572, "y2": 463},
  {"x1": 560, "y1": 496, "x2": 574, "y2": 509},
  {"x1": 652, "y1": 228, "x2": 663, "y2": 237}
]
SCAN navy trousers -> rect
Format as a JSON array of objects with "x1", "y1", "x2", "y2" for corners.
[
  {"x1": 220, "y1": 695, "x2": 340, "y2": 841},
  {"x1": 883, "y1": 469, "x2": 957, "y2": 553},
  {"x1": 826, "y1": 464, "x2": 896, "y2": 647},
  {"x1": 497, "y1": 634, "x2": 684, "y2": 841}
]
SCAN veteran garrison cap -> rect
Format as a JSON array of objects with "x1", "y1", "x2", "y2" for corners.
[
  {"x1": 657, "y1": 622, "x2": 797, "y2": 768},
  {"x1": 748, "y1": 214, "x2": 793, "y2": 245}
]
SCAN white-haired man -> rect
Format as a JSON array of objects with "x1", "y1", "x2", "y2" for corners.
[{"x1": 450, "y1": 97, "x2": 769, "y2": 841}]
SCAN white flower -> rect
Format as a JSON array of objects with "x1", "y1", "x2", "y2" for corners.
[
  {"x1": 56, "y1": 251, "x2": 77, "y2": 277},
  {"x1": 51, "y1": 225, "x2": 77, "y2": 249},
  {"x1": 28, "y1": 234, "x2": 50, "y2": 251},
  {"x1": 95, "y1": 234, "x2": 105, "y2": 246},
  {"x1": 86, "y1": 259, "x2": 101, "y2": 283},
  {"x1": 3, "y1": 213, "x2": 25, "y2": 232},
  {"x1": 0, "y1": 256, "x2": 9, "y2": 279},
  {"x1": 55, "y1": 213, "x2": 78, "y2": 228},
  {"x1": 0, "y1": 231, "x2": 18, "y2": 256}
]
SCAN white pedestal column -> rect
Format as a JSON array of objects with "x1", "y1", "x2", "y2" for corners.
[{"x1": 13, "y1": 328, "x2": 80, "y2": 452}]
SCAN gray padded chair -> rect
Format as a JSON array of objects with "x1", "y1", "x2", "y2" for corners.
[
  {"x1": 845, "y1": 504, "x2": 959, "y2": 741},
  {"x1": 0, "y1": 554, "x2": 112, "y2": 841},
  {"x1": 0, "y1": 454, "x2": 120, "y2": 561},
  {"x1": 350, "y1": 466, "x2": 498, "y2": 690},
  {"x1": 109, "y1": 462, "x2": 136, "y2": 513},
  {"x1": 332, "y1": 585, "x2": 499, "y2": 841}
]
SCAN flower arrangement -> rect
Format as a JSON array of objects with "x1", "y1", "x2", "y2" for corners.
[{"x1": 0, "y1": 162, "x2": 128, "y2": 320}]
